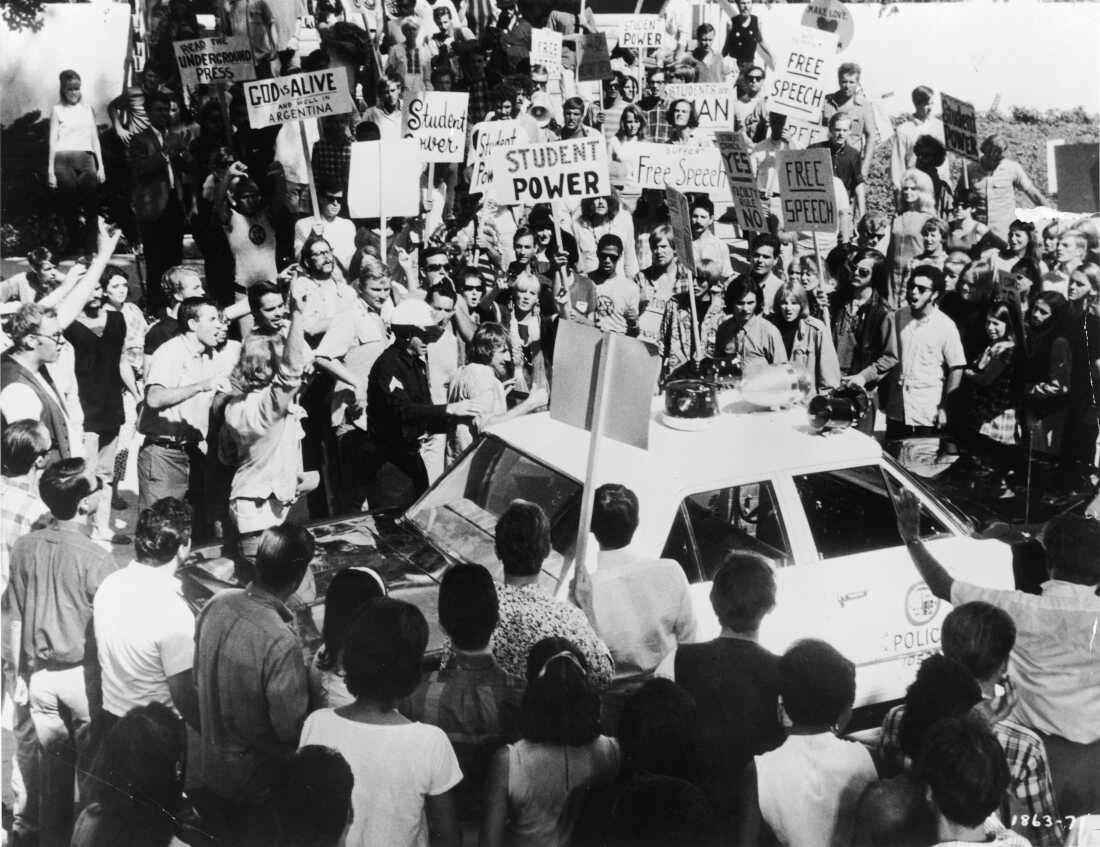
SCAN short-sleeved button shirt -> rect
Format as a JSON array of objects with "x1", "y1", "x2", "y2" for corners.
[{"x1": 138, "y1": 334, "x2": 240, "y2": 443}]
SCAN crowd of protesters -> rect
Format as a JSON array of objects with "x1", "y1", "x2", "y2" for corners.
[{"x1": 2, "y1": 0, "x2": 1100, "y2": 844}]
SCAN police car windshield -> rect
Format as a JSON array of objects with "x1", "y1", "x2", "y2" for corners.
[{"x1": 406, "y1": 436, "x2": 583, "y2": 581}]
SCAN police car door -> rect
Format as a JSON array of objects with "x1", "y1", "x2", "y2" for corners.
[{"x1": 785, "y1": 463, "x2": 956, "y2": 706}]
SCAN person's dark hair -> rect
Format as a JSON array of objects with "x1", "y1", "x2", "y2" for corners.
[
  {"x1": 618, "y1": 679, "x2": 700, "y2": 782},
  {"x1": 520, "y1": 638, "x2": 602, "y2": 745},
  {"x1": 342, "y1": 597, "x2": 429, "y2": 702},
  {"x1": 1, "y1": 420, "x2": 50, "y2": 476},
  {"x1": 145, "y1": 89, "x2": 173, "y2": 111},
  {"x1": 254, "y1": 523, "x2": 315, "y2": 592},
  {"x1": 917, "y1": 715, "x2": 1010, "y2": 828},
  {"x1": 695, "y1": 22, "x2": 714, "y2": 37},
  {"x1": 468, "y1": 322, "x2": 509, "y2": 366},
  {"x1": 317, "y1": 567, "x2": 387, "y2": 671},
  {"x1": 590, "y1": 483, "x2": 639, "y2": 550},
  {"x1": 495, "y1": 499, "x2": 551, "y2": 577},
  {"x1": 911, "y1": 85, "x2": 933, "y2": 107},
  {"x1": 58, "y1": 69, "x2": 82, "y2": 100},
  {"x1": 913, "y1": 134, "x2": 947, "y2": 169},
  {"x1": 709, "y1": 552, "x2": 776, "y2": 632},
  {"x1": 749, "y1": 231, "x2": 781, "y2": 257},
  {"x1": 84, "y1": 702, "x2": 185, "y2": 847},
  {"x1": 580, "y1": 193, "x2": 621, "y2": 224},
  {"x1": 597, "y1": 233, "x2": 624, "y2": 257},
  {"x1": 940, "y1": 602, "x2": 1016, "y2": 683},
  {"x1": 837, "y1": 61, "x2": 861, "y2": 79},
  {"x1": 426, "y1": 282, "x2": 457, "y2": 307},
  {"x1": 299, "y1": 234, "x2": 334, "y2": 270},
  {"x1": 26, "y1": 245, "x2": 55, "y2": 274},
  {"x1": 852, "y1": 774, "x2": 938, "y2": 847},
  {"x1": 778, "y1": 639, "x2": 856, "y2": 727},
  {"x1": 837, "y1": 247, "x2": 888, "y2": 303},
  {"x1": 909, "y1": 264, "x2": 945, "y2": 295},
  {"x1": 827, "y1": 111, "x2": 852, "y2": 132},
  {"x1": 430, "y1": 65, "x2": 454, "y2": 89},
  {"x1": 1041, "y1": 514, "x2": 1100, "y2": 584},
  {"x1": 898, "y1": 654, "x2": 981, "y2": 761},
  {"x1": 275, "y1": 746, "x2": 354, "y2": 847},
  {"x1": 177, "y1": 296, "x2": 215, "y2": 333},
  {"x1": 247, "y1": 280, "x2": 283, "y2": 316},
  {"x1": 38, "y1": 457, "x2": 92, "y2": 520},
  {"x1": 690, "y1": 196, "x2": 714, "y2": 217},
  {"x1": 724, "y1": 276, "x2": 764, "y2": 315},
  {"x1": 512, "y1": 225, "x2": 535, "y2": 247},
  {"x1": 1011, "y1": 258, "x2": 1043, "y2": 293},
  {"x1": 604, "y1": 774, "x2": 720, "y2": 847},
  {"x1": 134, "y1": 498, "x2": 193, "y2": 565},
  {"x1": 439, "y1": 563, "x2": 499, "y2": 651},
  {"x1": 563, "y1": 96, "x2": 585, "y2": 114}
]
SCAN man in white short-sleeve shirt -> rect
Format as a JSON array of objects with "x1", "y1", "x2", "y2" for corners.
[{"x1": 93, "y1": 497, "x2": 198, "y2": 726}]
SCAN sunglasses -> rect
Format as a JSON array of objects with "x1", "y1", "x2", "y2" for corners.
[
  {"x1": 426, "y1": 263, "x2": 449, "y2": 271},
  {"x1": 908, "y1": 283, "x2": 933, "y2": 293},
  {"x1": 747, "y1": 75, "x2": 764, "y2": 82}
]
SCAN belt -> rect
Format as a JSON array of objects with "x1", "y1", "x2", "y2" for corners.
[{"x1": 144, "y1": 438, "x2": 192, "y2": 450}]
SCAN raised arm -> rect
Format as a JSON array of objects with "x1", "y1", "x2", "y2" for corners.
[
  {"x1": 54, "y1": 222, "x2": 122, "y2": 329},
  {"x1": 892, "y1": 487, "x2": 954, "y2": 600}
]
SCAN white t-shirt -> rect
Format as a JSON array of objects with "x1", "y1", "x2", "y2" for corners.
[
  {"x1": 299, "y1": 710, "x2": 462, "y2": 847},
  {"x1": 93, "y1": 561, "x2": 195, "y2": 718}
]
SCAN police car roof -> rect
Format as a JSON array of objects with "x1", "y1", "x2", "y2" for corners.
[{"x1": 486, "y1": 392, "x2": 884, "y2": 494}]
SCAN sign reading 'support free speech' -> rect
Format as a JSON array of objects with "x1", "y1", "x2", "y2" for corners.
[
  {"x1": 629, "y1": 142, "x2": 727, "y2": 196},
  {"x1": 243, "y1": 70, "x2": 354, "y2": 128}
]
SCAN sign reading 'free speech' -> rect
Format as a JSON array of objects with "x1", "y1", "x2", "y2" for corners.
[
  {"x1": 768, "y1": 29, "x2": 836, "y2": 123},
  {"x1": 243, "y1": 69, "x2": 354, "y2": 128},
  {"x1": 490, "y1": 138, "x2": 610, "y2": 205},
  {"x1": 777, "y1": 148, "x2": 837, "y2": 233}
]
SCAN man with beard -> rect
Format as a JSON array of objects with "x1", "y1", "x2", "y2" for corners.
[
  {"x1": 690, "y1": 197, "x2": 734, "y2": 281},
  {"x1": 63, "y1": 273, "x2": 129, "y2": 543},
  {"x1": 137, "y1": 297, "x2": 238, "y2": 525}
]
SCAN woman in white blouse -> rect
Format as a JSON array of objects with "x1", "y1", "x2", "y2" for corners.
[{"x1": 47, "y1": 70, "x2": 105, "y2": 255}]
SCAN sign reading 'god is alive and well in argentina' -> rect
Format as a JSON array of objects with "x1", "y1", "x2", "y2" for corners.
[
  {"x1": 244, "y1": 69, "x2": 354, "y2": 128},
  {"x1": 491, "y1": 138, "x2": 610, "y2": 205},
  {"x1": 173, "y1": 36, "x2": 256, "y2": 87},
  {"x1": 940, "y1": 93, "x2": 979, "y2": 160},
  {"x1": 768, "y1": 28, "x2": 836, "y2": 123}
]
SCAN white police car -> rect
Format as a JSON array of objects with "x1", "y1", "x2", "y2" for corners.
[{"x1": 182, "y1": 387, "x2": 1015, "y2": 710}]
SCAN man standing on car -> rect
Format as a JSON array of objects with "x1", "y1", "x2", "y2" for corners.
[{"x1": 882, "y1": 265, "x2": 965, "y2": 437}]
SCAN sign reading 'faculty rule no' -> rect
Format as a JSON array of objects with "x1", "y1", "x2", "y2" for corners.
[{"x1": 243, "y1": 69, "x2": 354, "y2": 128}]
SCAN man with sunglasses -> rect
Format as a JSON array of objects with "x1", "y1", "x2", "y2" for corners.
[
  {"x1": 734, "y1": 64, "x2": 769, "y2": 145},
  {"x1": 293, "y1": 180, "x2": 356, "y2": 272},
  {"x1": 363, "y1": 299, "x2": 477, "y2": 510},
  {"x1": 882, "y1": 265, "x2": 965, "y2": 437}
]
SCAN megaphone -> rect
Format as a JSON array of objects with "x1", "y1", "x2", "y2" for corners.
[
  {"x1": 740, "y1": 363, "x2": 813, "y2": 410},
  {"x1": 807, "y1": 383, "x2": 872, "y2": 433}
]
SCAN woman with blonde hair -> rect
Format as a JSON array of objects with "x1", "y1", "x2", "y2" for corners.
[
  {"x1": 887, "y1": 168, "x2": 935, "y2": 306},
  {"x1": 769, "y1": 281, "x2": 841, "y2": 393}
]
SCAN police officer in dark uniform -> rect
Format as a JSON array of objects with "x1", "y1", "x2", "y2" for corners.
[{"x1": 363, "y1": 298, "x2": 476, "y2": 510}]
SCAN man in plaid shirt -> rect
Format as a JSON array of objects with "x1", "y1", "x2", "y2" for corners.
[
  {"x1": 1, "y1": 421, "x2": 51, "y2": 593},
  {"x1": 637, "y1": 64, "x2": 671, "y2": 144},
  {"x1": 878, "y1": 601, "x2": 1062, "y2": 847}
]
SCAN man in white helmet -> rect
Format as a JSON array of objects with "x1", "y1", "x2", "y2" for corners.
[{"x1": 363, "y1": 298, "x2": 476, "y2": 510}]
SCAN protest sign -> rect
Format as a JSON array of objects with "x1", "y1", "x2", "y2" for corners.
[
  {"x1": 630, "y1": 142, "x2": 727, "y2": 196},
  {"x1": 941, "y1": 93, "x2": 979, "y2": 161},
  {"x1": 404, "y1": 91, "x2": 469, "y2": 162},
  {"x1": 619, "y1": 16, "x2": 665, "y2": 51},
  {"x1": 531, "y1": 28, "x2": 564, "y2": 81},
  {"x1": 715, "y1": 132, "x2": 768, "y2": 232},
  {"x1": 1054, "y1": 142, "x2": 1099, "y2": 213},
  {"x1": 491, "y1": 138, "x2": 610, "y2": 205},
  {"x1": 767, "y1": 29, "x2": 836, "y2": 123},
  {"x1": 665, "y1": 186, "x2": 695, "y2": 273},
  {"x1": 174, "y1": 36, "x2": 255, "y2": 87},
  {"x1": 663, "y1": 83, "x2": 734, "y2": 130},
  {"x1": 800, "y1": 0, "x2": 854, "y2": 51},
  {"x1": 577, "y1": 33, "x2": 612, "y2": 82},
  {"x1": 467, "y1": 119, "x2": 528, "y2": 196},
  {"x1": 243, "y1": 69, "x2": 354, "y2": 128},
  {"x1": 776, "y1": 148, "x2": 837, "y2": 233},
  {"x1": 348, "y1": 139, "x2": 420, "y2": 218},
  {"x1": 784, "y1": 118, "x2": 828, "y2": 150}
]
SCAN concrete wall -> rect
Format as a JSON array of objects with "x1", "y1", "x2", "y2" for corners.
[{"x1": 1, "y1": 4, "x2": 131, "y2": 127}]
